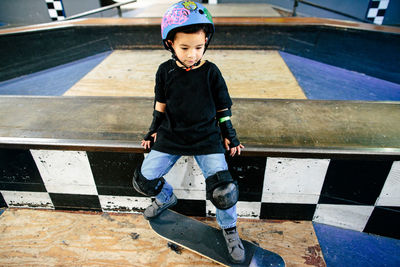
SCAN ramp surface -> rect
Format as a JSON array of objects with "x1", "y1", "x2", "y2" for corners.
[
  {"x1": 0, "y1": 209, "x2": 323, "y2": 266},
  {"x1": 0, "y1": 52, "x2": 110, "y2": 96},
  {"x1": 64, "y1": 50, "x2": 306, "y2": 99},
  {"x1": 280, "y1": 51, "x2": 400, "y2": 101}
]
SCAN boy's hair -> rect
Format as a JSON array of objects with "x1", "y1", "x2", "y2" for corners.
[{"x1": 166, "y1": 24, "x2": 211, "y2": 42}]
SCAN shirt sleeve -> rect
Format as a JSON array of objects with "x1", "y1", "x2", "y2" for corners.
[
  {"x1": 210, "y1": 63, "x2": 232, "y2": 110},
  {"x1": 154, "y1": 65, "x2": 166, "y2": 103}
]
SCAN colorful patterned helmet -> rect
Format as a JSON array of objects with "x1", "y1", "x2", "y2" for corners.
[{"x1": 161, "y1": 1, "x2": 214, "y2": 51}]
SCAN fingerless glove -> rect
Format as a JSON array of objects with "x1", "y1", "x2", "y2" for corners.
[
  {"x1": 217, "y1": 109, "x2": 240, "y2": 148},
  {"x1": 143, "y1": 110, "x2": 165, "y2": 146}
]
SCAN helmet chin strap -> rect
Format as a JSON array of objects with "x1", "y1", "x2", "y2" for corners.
[{"x1": 172, "y1": 53, "x2": 202, "y2": 72}]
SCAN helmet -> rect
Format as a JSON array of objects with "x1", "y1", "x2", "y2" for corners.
[{"x1": 161, "y1": 1, "x2": 214, "y2": 52}]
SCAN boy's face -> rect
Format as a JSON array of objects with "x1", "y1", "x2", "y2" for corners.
[{"x1": 171, "y1": 30, "x2": 207, "y2": 68}]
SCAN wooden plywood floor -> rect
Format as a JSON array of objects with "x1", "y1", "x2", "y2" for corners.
[
  {"x1": 64, "y1": 50, "x2": 306, "y2": 99},
  {"x1": 0, "y1": 209, "x2": 325, "y2": 267}
]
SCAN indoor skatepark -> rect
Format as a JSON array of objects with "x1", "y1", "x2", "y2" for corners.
[{"x1": 1, "y1": 1, "x2": 400, "y2": 266}]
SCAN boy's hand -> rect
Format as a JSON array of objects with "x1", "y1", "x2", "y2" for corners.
[
  {"x1": 141, "y1": 133, "x2": 157, "y2": 150},
  {"x1": 224, "y1": 138, "x2": 244, "y2": 157}
]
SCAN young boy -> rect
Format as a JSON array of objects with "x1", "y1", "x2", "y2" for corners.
[{"x1": 132, "y1": 1, "x2": 245, "y2": 263}]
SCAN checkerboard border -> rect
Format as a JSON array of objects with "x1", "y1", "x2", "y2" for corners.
[
  {"x1": 45, "y1": 0, "x2": 66, "y2": 21},
  {"x1": 366, "y1": 0, "x2": 390, "y2": 25},
  {"x1": 0, "y1": 148, "x2": 399, "y2": 239}
]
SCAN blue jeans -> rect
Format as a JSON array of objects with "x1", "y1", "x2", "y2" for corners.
[{"x1": 141, "y1": 150, "x2": 237, "y2": 229}]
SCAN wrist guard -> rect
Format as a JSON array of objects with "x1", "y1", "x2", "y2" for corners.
[
  {"x1": 144, "y1": 110, "x2": 165, "y2": 144},
  {"x1": 219, "y1": 118, "x2": 240, "y2": 148}
]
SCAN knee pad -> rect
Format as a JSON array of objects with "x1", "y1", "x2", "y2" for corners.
[
  {"x1": 132, "y1": 167, "x2": 165, "y2": 197},
  {"x1": 206, "y1": 170, "x2": 239, "y2": 210}
]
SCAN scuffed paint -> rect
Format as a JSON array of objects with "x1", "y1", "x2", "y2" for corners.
[
  {"x1": 302, "y1": 245, "x2": 326, "y2": 267},
  {"x1": 1, "y1": 191, "x2": 54, "y2": 210},
  {"x1": 98, "y1": 195, "x2": 151, "y2": 213}
]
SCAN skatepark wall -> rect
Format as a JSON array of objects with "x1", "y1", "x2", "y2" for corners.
[
  {"x1": 0, "y1": 96, "x2": 399, "y2": 240},
  {"x1": 0, "y1": 19, "x2": 399, "y2": 240},
  {"x1": 1, "y1": 17, "x2": 399, "y2": 83},
  {"x1": 1, "y1": 148, "x2": 399, "y2": 239}
]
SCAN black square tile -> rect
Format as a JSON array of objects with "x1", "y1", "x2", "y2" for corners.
[
  {"x1": 377, "y1": 9, "x2": 386, "y2": 16},
  {"x1": 260, "y1": 203, "x2": 316, "y2": 220},
  {"x1": 318, "y1": 160, "x2": 392, "y2": 205},
  {"x1": 226, "y1": 155, "x2": 266, "y2": 202},
  {"x1": 364, "y1": 206, "x2": 400, "y2": 239},
  {"x1": 87, "y1": 152, "x2": 144, "y2": 196},
  {"x1": 0, "y1": 149, "x2": 46, "y2": 192},
  {"x1": 50, "y1": 193, "x2": 101, "y2": 211},
  {"x1": 0, "y1": 193, "x2": 7, "y2": 208},
  {"x1": 371, "y1": 2, "x2": 380, "y2": 8},
  {"x1": 171, "y1": 199, "x2": 206, "y2": 217}
]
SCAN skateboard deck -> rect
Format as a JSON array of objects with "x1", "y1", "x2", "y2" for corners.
[{"x1": 149, "y1": 209, "x2": 285, "y2": 267}]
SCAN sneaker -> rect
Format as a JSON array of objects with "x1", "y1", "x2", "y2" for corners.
[
  {"x1": 222, "y1": 227, "x2": 246, "y2": 263},
  {"x1": 143, "y1": 194, "x2": 177, "y2": 220}
]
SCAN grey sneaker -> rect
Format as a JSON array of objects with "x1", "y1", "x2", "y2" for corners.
[
  {"x1": 222, "y1": 227, "x2": 246, "y2": 263},
  {"x1": 143, "y1": 194, "x2": 177, "y2": 220}
]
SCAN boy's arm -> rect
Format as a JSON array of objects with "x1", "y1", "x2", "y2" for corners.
[
  {"x1": 141, "y1": 102, "x2": 166, "y2": 149},
  {"x1": 155, "y1": 102, "x2": 166, "y2": 112},
  {"x1": 217, "y1": 108, "x2": 244, "y2": 156}
]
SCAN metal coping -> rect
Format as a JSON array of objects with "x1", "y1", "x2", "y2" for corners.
[{"x1": 1, "y1": 137, "x2": 399, "y2": 160}]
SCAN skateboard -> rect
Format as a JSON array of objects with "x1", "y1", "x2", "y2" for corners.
[{"x1": 149, "y1": 209, "x2": 285, "y2": 267}]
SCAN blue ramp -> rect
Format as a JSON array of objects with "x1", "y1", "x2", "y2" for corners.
[
  {"x1": 0, "y1": 51, "x2": 111, "y2": 96},
  {"x1": 280, "y1": 51, "x2": 400, "y2": 101},
  {"x1": 314, "y1": 222, "x2": 400, "y2": 267}
]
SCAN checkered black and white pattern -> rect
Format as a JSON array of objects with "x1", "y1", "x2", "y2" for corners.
[
  {"x1": 0, "y1": 149, "x2": 399, "y2": 239},
  {"x1": 45, "y1": 0, "x2": 66, "y2": 21},
  {"x1": 366, "y1": 0, "x2": 390, "y2": 25}
]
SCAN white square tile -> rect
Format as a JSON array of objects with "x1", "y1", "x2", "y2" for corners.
[
  {"x1": 206, "y1": 200, "x2": 260, "y2": 219},
  {"x1": 313, "y1": 204, "x2": 374, "y2": 232},
  {"x1": 164, "y1": 156, "x2": 206, "y2": 200},
  {"x1": 379, "y1": 0, "x2": 390, "y2": 9},
  {"x1": 1, "y1": 191, "x2": 54, "y2": 209},
  {"x1": 53, "y1": 1, "x2": 63, "y2": 10},
  {"x1": 206, "y1": 200, "x2": 216, "y2": 217},
  {"x1": 374, "y1": 17, "x2": 384, "y2": 24},
  {"x1": 31, "y1": 150, "x2": 98, "y2": 195},
  {"x1": 367, "y1": 8, "x2": 378, "y2": 18},
  {"x1": 236, "y1": 201, "x2": 261, "y2": 219},
  {"x1": 262, "y1": 158, "x2": 329, "y2": 204},
  {"x1": 99, "y1": 195, "x2": 152, "y2": 213},
  {"x1": 48, "y1": 9, "x2": 58, "y2": 17},
  {"x1": 376, "y1": 161, "x2": 400, "y2": 207}
]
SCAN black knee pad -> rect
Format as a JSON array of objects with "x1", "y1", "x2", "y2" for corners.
[
  {"x1": 132, "y1": 167, "x2": 165, "y2": 197},
  {"x1": 206, "y1": 170, "x2": 239, "y2": 210}
]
